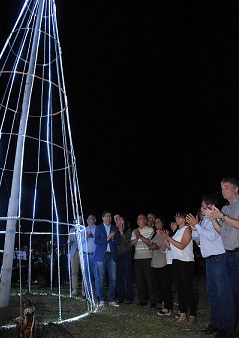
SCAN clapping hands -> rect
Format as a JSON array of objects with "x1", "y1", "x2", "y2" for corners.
[
  {"x1": 157, "y1": 229, "x2": 169, "y2": 240},
  {"x1": 108, "y1": 231, "x2": 115, "y2": 240}
]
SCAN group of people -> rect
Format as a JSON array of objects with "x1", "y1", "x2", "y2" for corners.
[
  {"x1": 64, "y1": 176, "x2": 239, "y2": 338},
  {"x1": 10, "y1": 242, "x2": 69, "y2": 288},
  {"x1": 187, "y1": 177, "x2": 239, "y2": 338},
  {"x1": 68, "y1": 212, "x2": 134, "y2": 307}
]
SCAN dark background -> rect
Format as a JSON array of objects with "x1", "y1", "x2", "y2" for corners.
[{"x1": 1, "y1": 1, "x2": 239, "y2": 227}]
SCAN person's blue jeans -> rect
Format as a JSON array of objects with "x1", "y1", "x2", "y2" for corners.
[
  {"x1": 97, "y1": 253, "x2": 117, "y2": 302},
  {"x1": 225, "y1": 249, "x2": 239, "y2": 328},
  {"x1": 117, "y1": 250, "x2": 134, "y2": 302},
  {"x1": 206, "y1": 253, "x2": 235, "y2": 333},
  {"x1": 83, "y1": 253, "x2": 99, "y2": 299}
]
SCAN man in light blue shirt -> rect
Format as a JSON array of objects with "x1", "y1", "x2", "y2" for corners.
[
  {"x1": 81, "y1": 215, "x2": 99, "y2": 300},
  {"x1": 186, "y1": 194, "x2": 235, "y2": 336}
]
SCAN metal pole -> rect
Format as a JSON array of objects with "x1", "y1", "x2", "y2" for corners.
[{"x1": 0, "y1": 0, "x2": 45, "y2": 307}]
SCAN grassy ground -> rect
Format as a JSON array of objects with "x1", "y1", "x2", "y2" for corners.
[{"x1": 0, "y1": 273, "x2": 210, "y2": 338}]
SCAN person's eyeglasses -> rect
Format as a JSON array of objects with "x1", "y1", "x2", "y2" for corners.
[{"x1": 137, "y1": 217, "x2": 146, "y2": 220}]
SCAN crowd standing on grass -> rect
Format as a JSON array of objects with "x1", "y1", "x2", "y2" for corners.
[{"x1": 9, "y1": 176, "x2": 239, "y2": 338}]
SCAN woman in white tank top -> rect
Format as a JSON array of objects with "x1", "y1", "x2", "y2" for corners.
[{"x1": 158, "y1": 211, "x2": 196, "y2": 326}]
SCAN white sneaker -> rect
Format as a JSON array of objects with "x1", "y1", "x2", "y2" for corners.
[
  {"x1": 71, "y1": 290, "x2": 78, "y2": 296},
  {"x1": 109, "y1": 301, "x2": 119, "y2": 307},
  {"x1": 157, "y1": 309, "x2": 172, "y2": 317},
  {"x1": 99, "y1": 301, "x2": 105, "y2": 307}
]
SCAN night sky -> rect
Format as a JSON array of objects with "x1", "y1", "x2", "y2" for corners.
[{"x1": 1, "y1": 1, "x2": 239, "y2": 227}]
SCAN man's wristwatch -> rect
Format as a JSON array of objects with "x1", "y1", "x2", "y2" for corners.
[
  {"x1": 220, "y1": 213, "x2": 226, "y2": 221},
  {"x1": 139, "y1": 233, "x2": 142, "y2": 238}
]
